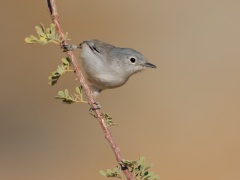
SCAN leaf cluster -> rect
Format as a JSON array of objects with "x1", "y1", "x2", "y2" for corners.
[
  {"x1": 90, "y1": 112, "x2": 117, "y2": 127},
  {"x1": 55, "y1": 86, "x2": 86, "y2": 104},
  {"x1": 25, "y1": 23, "x2": 66, "y2": 45},
  {"x1": 48, "y1": 57, "x2": 73, "y2": 85},
  {"x1": 100, "y1": 156, "x2": 158, "y2": 180},
  {"x1": 99, "y1": 167, "x2": 122, "y2": 179},
  {"x1": 102, "y1": 113, "x2": 117, "y2": 127}
]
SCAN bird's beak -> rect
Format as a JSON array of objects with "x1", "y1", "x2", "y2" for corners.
[{"x1": 144, "y1": 62, "x2": 157, "y2": 68}]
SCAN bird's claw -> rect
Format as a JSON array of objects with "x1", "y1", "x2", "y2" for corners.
[
  {"x1": 89, "y1": 102, "x2": 101, "y2": 112},
  {"x1": 62, "y1": 44, "x2": 80, "y2": 52}
]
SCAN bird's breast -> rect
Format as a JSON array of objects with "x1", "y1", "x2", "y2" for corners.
[{"x1": 89, "y1": 72, "x2": 128, "y2": 89}]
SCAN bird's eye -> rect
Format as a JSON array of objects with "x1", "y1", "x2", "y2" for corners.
[{"x1": 130, "y1": 57, "x2": 136, "y2": 64}]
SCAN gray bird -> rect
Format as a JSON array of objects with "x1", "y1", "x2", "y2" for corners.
[{"x1": 64, "y1": 39, "x2": 156, "y2": 98}]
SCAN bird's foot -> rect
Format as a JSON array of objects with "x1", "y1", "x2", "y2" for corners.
[
  {"x1": 89, "y1": 102, "x2": 101, "y2": 112},
  {"x1": 62, "y1": 44, "x2": 81, "y2": 52}
]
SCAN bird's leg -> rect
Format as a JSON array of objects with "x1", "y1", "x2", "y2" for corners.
[
  {"x1": 62, "y1": 44, "x2": 81, "y2": 52},
  {"x1": 89, "y1": 102, "x2": 101, "y2": 112}
]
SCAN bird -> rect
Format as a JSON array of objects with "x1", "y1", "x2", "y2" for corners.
[{"x1": 64, "y1": 39, "x2": 156, "y2": 102}]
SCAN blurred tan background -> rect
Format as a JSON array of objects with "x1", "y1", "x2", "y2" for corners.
[{"x1": 1, "y1": 0, "x2": 240, "y2": 179}]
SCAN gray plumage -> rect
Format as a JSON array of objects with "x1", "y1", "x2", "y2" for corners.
[{"x1": 79, "y1": 39, "x2": 156, "y2": 97}]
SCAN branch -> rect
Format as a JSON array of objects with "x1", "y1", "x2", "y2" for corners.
[{"x1": 45, "y1": 0, "x2": 134, "y2": 179}]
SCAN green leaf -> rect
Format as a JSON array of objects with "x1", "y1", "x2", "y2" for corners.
[
  {"x1": 57, "y1": 65, "x2": 63, "y2": 74},
  {"x1": 25, "y1": 35, "x2": 38, "y2": 44},
  {"x1": 148, "y1": 171, "x2": 155, "y2": 176},
  {"x1": 64, "y1": 89, "x2": 69, "y2": 97},
  {"x1": 144, "y1": 164, "x2": 153, "y2": 172},
  {"x1": 99, "y1": 170, "x2": 107, "y2": 177},
  {"x1": 136, "y1": 165, "x2": 143, "y2": 172},
  {"x1": 24, "y1": 37, "x2": 33, "y2": 43},
  {"x1": 35, "y1": 26, "x2": 45, "y2": 37},
  {"x1": 75, "y1": 86, "x2": 80, "y2": 94},
  {"x1": 142, "y1": 171, "x2": 149, "y2": 177},
  {"x1": 48, "y1": 75, "x2": 59, "y2": 80},
  {"x1": 39, "y1": 23, "x2": 46, "y2": 33},
  {"x1": 48, "y1": 76, "x2": 53, "y2": 80},
  {"x1": 106, "y1": 169, "x2": 112, "y2": 175},
  {"x1": 150, "y1": 175, "x2": 159, "y2": 180},
  {"x1": 50, "y1": 23, "x2": 56, "y2": 33},
  {"x1": 30, "y1": 35, "x2": 38, "y2": 40},
  {"x1": 139, "y1": 156, "x2": 146, "y2": 165},
  {"x1": 58, "y1": 91, "x2": 65, "y2": 97},
  {"x1": 39, "y1": 37, "x2": 48, "y2": 44},
  {"x1": 114, "y1": 167, "x2": 121, "y2": 174},
  {"x1": 62, "y1": 58, "x2": 69, "y2": 65}
]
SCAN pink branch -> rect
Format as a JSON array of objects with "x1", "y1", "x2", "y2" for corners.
[{"x1": 45, "y1": 0, "x2": 134, "y2": 179}]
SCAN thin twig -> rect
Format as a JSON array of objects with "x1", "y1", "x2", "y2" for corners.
[{"x1": 45, "y1": 0, "x2": 134, "y2": 179}]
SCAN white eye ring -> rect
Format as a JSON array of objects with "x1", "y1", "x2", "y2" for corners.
[{"x1": 129, "y1": 57, "x2": 137, "y2": 64}]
